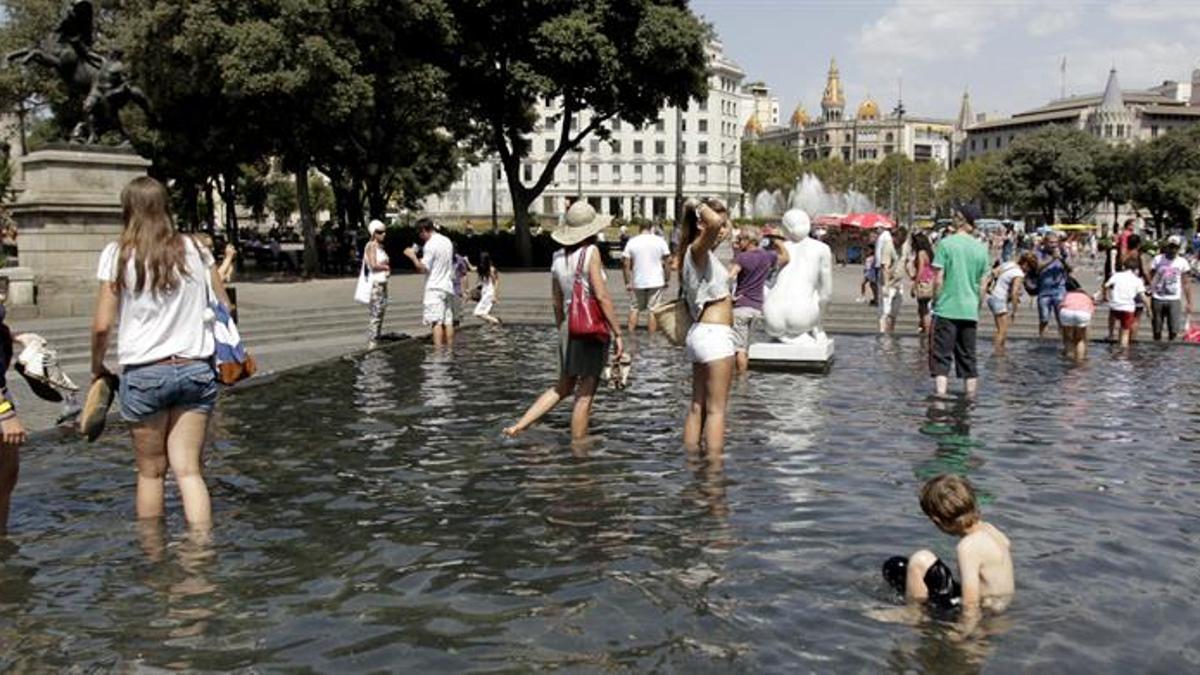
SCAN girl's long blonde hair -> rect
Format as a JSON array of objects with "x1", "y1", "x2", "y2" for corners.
[{"x1": 117, "y1": 177, "x2": 188, "y2": 295}]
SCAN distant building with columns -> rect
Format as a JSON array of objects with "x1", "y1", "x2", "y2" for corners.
[
  {"x1": 959, "y1": 67, "x2": 1200, "y2": 162},
  {"x1": 754, "y1": 59, "x2": 954, "y2": 169},
  {"x1": 422, "y1": 39, "x2": 752, "y2": 223}
]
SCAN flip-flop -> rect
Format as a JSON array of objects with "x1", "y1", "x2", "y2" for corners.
[
  {"x1": 79, "y1": 373, "x2": 119, "y2": 442},
  {"x1": 15, "y1": 362, "x2": 64, "y2": 403}
]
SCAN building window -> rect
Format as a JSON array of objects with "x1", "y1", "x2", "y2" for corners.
[
  {"x1": 609, "y1": 196, "x2": 622, "y2": 217},
  {"x1": 655, "y1": 140, "x2": 666, "y2": 155},
  {"x1": 610, "y1": 140, "x2": 621, "y2": 154},
  {"x1": 634, "y1": 140, "x2": 644, "y2": 154},
  {"x1": 970, "y1": 139, "x2": 976, "y2": 150},
  {"x1": 884, "y1": 145, "x2": 894, "y2": 154},
  {"x1": 1151, "y1": 125, "x2": 1159, "y2": 138},
  {"x1": 1116, "y1": 125, "x2": 1124, "y2": 138},
  {"x1": 681, "y1": 119, "x2": 687, "y2": 132},
  {"x1": 886, "y1": 132, "x2": 894, "y2": 142},
  {"x1": 590, "y1": 165, "x2": 599, "y2": 183},
  {"x1": 522, "y1": 163, "x2": 532, "y2": 182},
  {"x1": 699, "y1": 165, "x2": 708, "y2": 184},
  {"x1": 655, "y1": 165, "x2": 665, "y2": 183},
  {"x1": 543, "y1": 196, "x2": 556, "y2": 214},
  {"x1": 845, "y1": 133, "x2": 851, "y2": 143},
  {"x1": 983, "y1": 138, "x2": 989, "y2": 150},
  {"x1": 1104, "y1": 124, "x2": 1113, "y2": 138},
  {"x1": 545, "y1": 139, "x2": 555, "y2": 153},
  {"x1": 699, "y1": 119, "x2": 708, "y2": 133},
  {"x1": 680, "y1": 141, "x2": 687, "y2": 155},
  {"x1": 655, "y1": 119, "x2": 665, "y2": 132},
  {"x1": 612, "y1": 164, "x2": 621, "y2": 182},
  {"x1": 570, "y1": 116, "x2": 578, "y2": 131},
  {"x1": 699, "y1": 99, "x2": 708, "y2": 112},
  {"x1": 634, "y1": 165, "x2": 643, "y2": 183},
  {"x1": 544, "y1": 116, "x2": 556, "y2": 129},
  {"x1": 612, "y1": 119, "x2": 622, "y2": 132},
  {"x1": 589, "y1": 140, "x2": 600, "y2": 153},
  {"x1": 699, "y1": 141, "x2": 708, "y2": 155},
  {"x1": 568, "y1": 163, "x2": 577, "y2": 175}
]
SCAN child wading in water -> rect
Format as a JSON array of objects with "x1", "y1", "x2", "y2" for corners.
[{"x1": 883, "y1": 474, "x2": 1014, "y2": 630}]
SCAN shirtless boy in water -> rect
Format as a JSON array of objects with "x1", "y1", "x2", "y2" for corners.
[{"x1": 883, "y1": 474, "x2": 1014, "y2": 626}]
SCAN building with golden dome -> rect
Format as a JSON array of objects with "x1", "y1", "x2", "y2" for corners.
[{"x1": 758, "y1": 58, "x2": 954, "y2": 169}]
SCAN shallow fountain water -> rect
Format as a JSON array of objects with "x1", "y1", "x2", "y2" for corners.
[
  {"x1": 754, "y1": 174, "x2": 876, "y2": 219},
  {"x1": 1, "y1": 329, "x2": 1198, "y2": 671}
]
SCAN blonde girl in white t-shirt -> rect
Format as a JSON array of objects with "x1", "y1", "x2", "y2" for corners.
[{"x1": 90, "y1": 177, "x2": 232, "y2": 530}]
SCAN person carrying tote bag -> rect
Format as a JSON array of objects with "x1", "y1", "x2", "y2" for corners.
[{"x1": 504, "y1": 201, "x2": 624, "y2": 440}]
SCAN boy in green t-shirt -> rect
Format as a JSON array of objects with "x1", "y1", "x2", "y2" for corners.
[{"x1": 930, "y1": 205, "x2": 991, "y2": 397}]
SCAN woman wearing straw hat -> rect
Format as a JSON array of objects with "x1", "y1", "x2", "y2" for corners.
[
  {"x1": 679, "y1": 198, "x2": 735, "y2": 455},
  {"x1": 90, "y1": 177, "x2": 232, "y2": 531},
  {"x1": 504, "y1": 201, "x2": 624, "y2": 440}
]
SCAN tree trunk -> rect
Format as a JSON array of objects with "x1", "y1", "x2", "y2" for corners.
[
  {"x1": 365, "y1": 174, "x2": 387, "y2": 221},
  {"x1": 512, "y1": 195, "x2": 533, "y2": 267},
  {"x1": 295, "y1": 165, "x2": 319, "y2": 277},
  {"x1": 223, "y1": 172, "x2": 240, "y2": 247},
  {"x1": 349, "y1": 177, "x2": 366, "y2": 230},
  {"x1": 204, "y1": 180, "x2": 216, "y2": 233}
]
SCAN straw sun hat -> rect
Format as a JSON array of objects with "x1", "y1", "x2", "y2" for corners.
[{"x1": 552, "y1": 201, "x2": 613, "y2": 246}]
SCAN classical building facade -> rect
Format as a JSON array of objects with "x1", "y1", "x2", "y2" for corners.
[
  {"x1": 744, "y1": 82, "x2": 780, "y2": 129},
  {"x1": 423, "y1": 39, "x2": 752, "y2": 222},
  {"x1": 754, "y1": 59, "x2": 954, "y2": 169},
  {"x1": 960, "y1": 67, "x2": 1200, "y2": 161}
]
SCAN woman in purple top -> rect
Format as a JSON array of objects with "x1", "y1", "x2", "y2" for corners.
[{"x1": 727, "y1": 226, "x2": 789, "y2": 373}]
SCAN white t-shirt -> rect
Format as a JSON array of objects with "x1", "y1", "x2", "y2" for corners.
[
  {"x1": 989, "y1": 261, "x2": 1025, "y2": 302},
  {"x1": 420, "y1": 231, "x2": 455, "y2": 295},
  {"x1": 1105, "y1": 270, "x2": 1146, "y2": 312},
  {"x1": 622, "y1": 233, "x2": 670, "y2": 289},
  {"x1": 874, "y1": 230, "x2": 892, "y2": 268},
  {"x1": 1149, "y1": 254, "x2": 1191, "y2": 301},
  {"x1": 97, "y1": 238, "x2": 216, "y2": 366},
  {"x1": 552, "y1": 246, "x2": 605, "y2": 311}
]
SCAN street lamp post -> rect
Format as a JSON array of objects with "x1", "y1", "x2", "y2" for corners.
[{"x1": 490, "y1": 157, "x2": 499, "y2": 232}]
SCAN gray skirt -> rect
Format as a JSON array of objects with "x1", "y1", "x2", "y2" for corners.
[{"x1": 559, "y1": 328, "x2": 608, "y2": 378}]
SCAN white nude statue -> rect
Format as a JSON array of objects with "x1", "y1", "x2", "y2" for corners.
[{"x1": 752, "y1": 209, "x2": 835, "y2": 365}]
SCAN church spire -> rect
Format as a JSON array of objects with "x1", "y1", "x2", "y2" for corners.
[
  {"x1": 956, "y1": 89, "x2": 974, "y2": 130},
  {"x1": 1099, "y1": 68, "x2": 1123, "y2": 110},
  {"x1": 821, "y1": 57, "x2": 845, "y2": 121}
]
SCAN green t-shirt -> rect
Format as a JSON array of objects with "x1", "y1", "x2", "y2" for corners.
[{"x1": 932, "y1": 233, "x2": 990, "y2": 321}]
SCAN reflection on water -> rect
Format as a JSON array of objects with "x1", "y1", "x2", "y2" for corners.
[{"x1": 1, "y1": 329, "x2": 1198, "y2": 670}]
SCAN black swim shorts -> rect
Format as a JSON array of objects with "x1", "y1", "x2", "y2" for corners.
[{"x1": 929, "y1": 317, "x2": 978, "y2": 379}]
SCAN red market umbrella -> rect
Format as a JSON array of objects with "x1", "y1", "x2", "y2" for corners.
[
  {"x1": 841, "y1": 212, "x2": 895, "y2": 229},
  {"x1": 814, "y1": 214, "x2": 843, "y2": 228}
]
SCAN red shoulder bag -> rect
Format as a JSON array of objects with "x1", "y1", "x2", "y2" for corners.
[{"x1": 567, "y1": 246, "x2": 610, "y2": 342}]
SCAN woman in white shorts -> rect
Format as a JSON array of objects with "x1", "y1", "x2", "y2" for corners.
[
  {"x1": 984, "y1": 254, "x2": 1029, "y2": 350},
  {"x1": 679, "y1": 199, "x2": 735, "y2": 455},
  {"x1": 1058, "y1": 277, "x2": 1094, "y2": 360}
]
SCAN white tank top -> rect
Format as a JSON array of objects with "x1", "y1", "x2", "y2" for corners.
[
  {"x1": 367, "y1": 243, "x2": 390, "y2": 283},
  {"x1": 682, "y1": 248, "x2": 731, "y2": 320}
]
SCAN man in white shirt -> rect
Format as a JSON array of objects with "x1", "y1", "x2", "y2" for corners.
[
  {"x1": 621, "y1": 221, "x2": 671, "y2": 333},
  {"x1": 404, "y1": 218, "x2": 457, "y2": 346},
  {"x1": 1149, "y1": 235, "x2": 1193, "y2": 341}
]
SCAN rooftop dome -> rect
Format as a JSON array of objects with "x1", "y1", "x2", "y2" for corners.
[
  {"x1": 790, "y1": 105, "x2": 810, "y2": 128},
  {"x1": 857, "y1": 97, "x2": 880, "y2": 121},
  {"x1": 744, "y1": 114, "x2": 764, "y2": 137}
]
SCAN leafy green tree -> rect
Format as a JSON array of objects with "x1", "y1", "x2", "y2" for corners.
[
  {"x1": 1093, "y1": 144, "x2": 1134, "y2": 235},
  {"x1": 741, "y1": 142, "x2": 801, "y2": 195},
  {"x1": 1128, "y1": 126, "x2": 1200, "y2": 236},
  {"x1": 440, "y1": 0, "x2": 710, "y2": 265},
  {"x1": 1001, "y1": 125, "x2": 1105, "y2": 224}
]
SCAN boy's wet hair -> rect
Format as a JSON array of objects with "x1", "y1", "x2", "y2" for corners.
[
  {"x1": 919, "y1": 474, "x2": 980, "y2": 535},
  {"x1": 1123, "y1": 256, "x2": 1142, "y2": 272}
]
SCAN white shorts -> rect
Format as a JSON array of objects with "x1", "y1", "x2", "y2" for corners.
[
  {"x1": 686, "y1": 323, "x2": 736, "y2": 364},
  {"x1": 880, "y1": 287, "x2": 903, "y2": 318},
  {"x1": 423, "y1": 289, "x2": 456, "y2": 326},
  {"x1": 1059, "y1": 309, "x2": 1091, "y2": 327},
  {"x1": 986, "y1": 296, "x2": 1010, "y2": 316}
]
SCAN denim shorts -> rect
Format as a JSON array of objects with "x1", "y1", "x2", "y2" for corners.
[
  {"x1": 1037, "y1": 293, "x2": 1064, "y2": 324},
  {"x1": 119, "y1": 360, "x2": 218, "y2": 423}
]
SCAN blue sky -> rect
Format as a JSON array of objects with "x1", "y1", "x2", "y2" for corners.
[{"x1": 691, "y1": 0, "x2": 1200, "y2": 121}]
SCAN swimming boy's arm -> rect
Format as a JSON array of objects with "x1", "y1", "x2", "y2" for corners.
[{"x1": 956, "y1": 540, "x2": 984, "y2": 636}]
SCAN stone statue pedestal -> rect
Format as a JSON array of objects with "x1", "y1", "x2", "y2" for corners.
[
  {"x1": 748, "y1": 334, "x2": 835, "y2": 373},
  {"x1": 8, "y1": 146, "x2": 151, "y2": 316}
]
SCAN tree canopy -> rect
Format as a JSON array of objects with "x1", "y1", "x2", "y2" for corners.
[{"x1": 741, "y1": 142, "x2": 800, "y2": 195}]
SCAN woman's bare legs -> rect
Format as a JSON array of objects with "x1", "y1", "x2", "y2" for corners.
[
  {"x1": 132, "y1": 408, "x2": 211, "y2": 527},
  {"x1": 684, "y1": 363, "x2": 707, "y2": 450},
  {"x1": 167, "y1": 409, "x2": 212, "y2": 529},
  {"x1": 702, "y1": 356, "x2": 735, "y2": 455},
  {"x1": 570, "y1": 376, "x2": 599, "y2": 440},
  {"x1": 993, "y1": 312, "x2": 1009, "y2": 350},
  {"x1": 132, "y1": 413, "x2": 170, "y2": 520},
  {"x1": 0, "y1": 446, "x2": 18, "y2": 535},
  {"x1": 505, "y1": 375, "x2": 577, "y2": 437}
]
